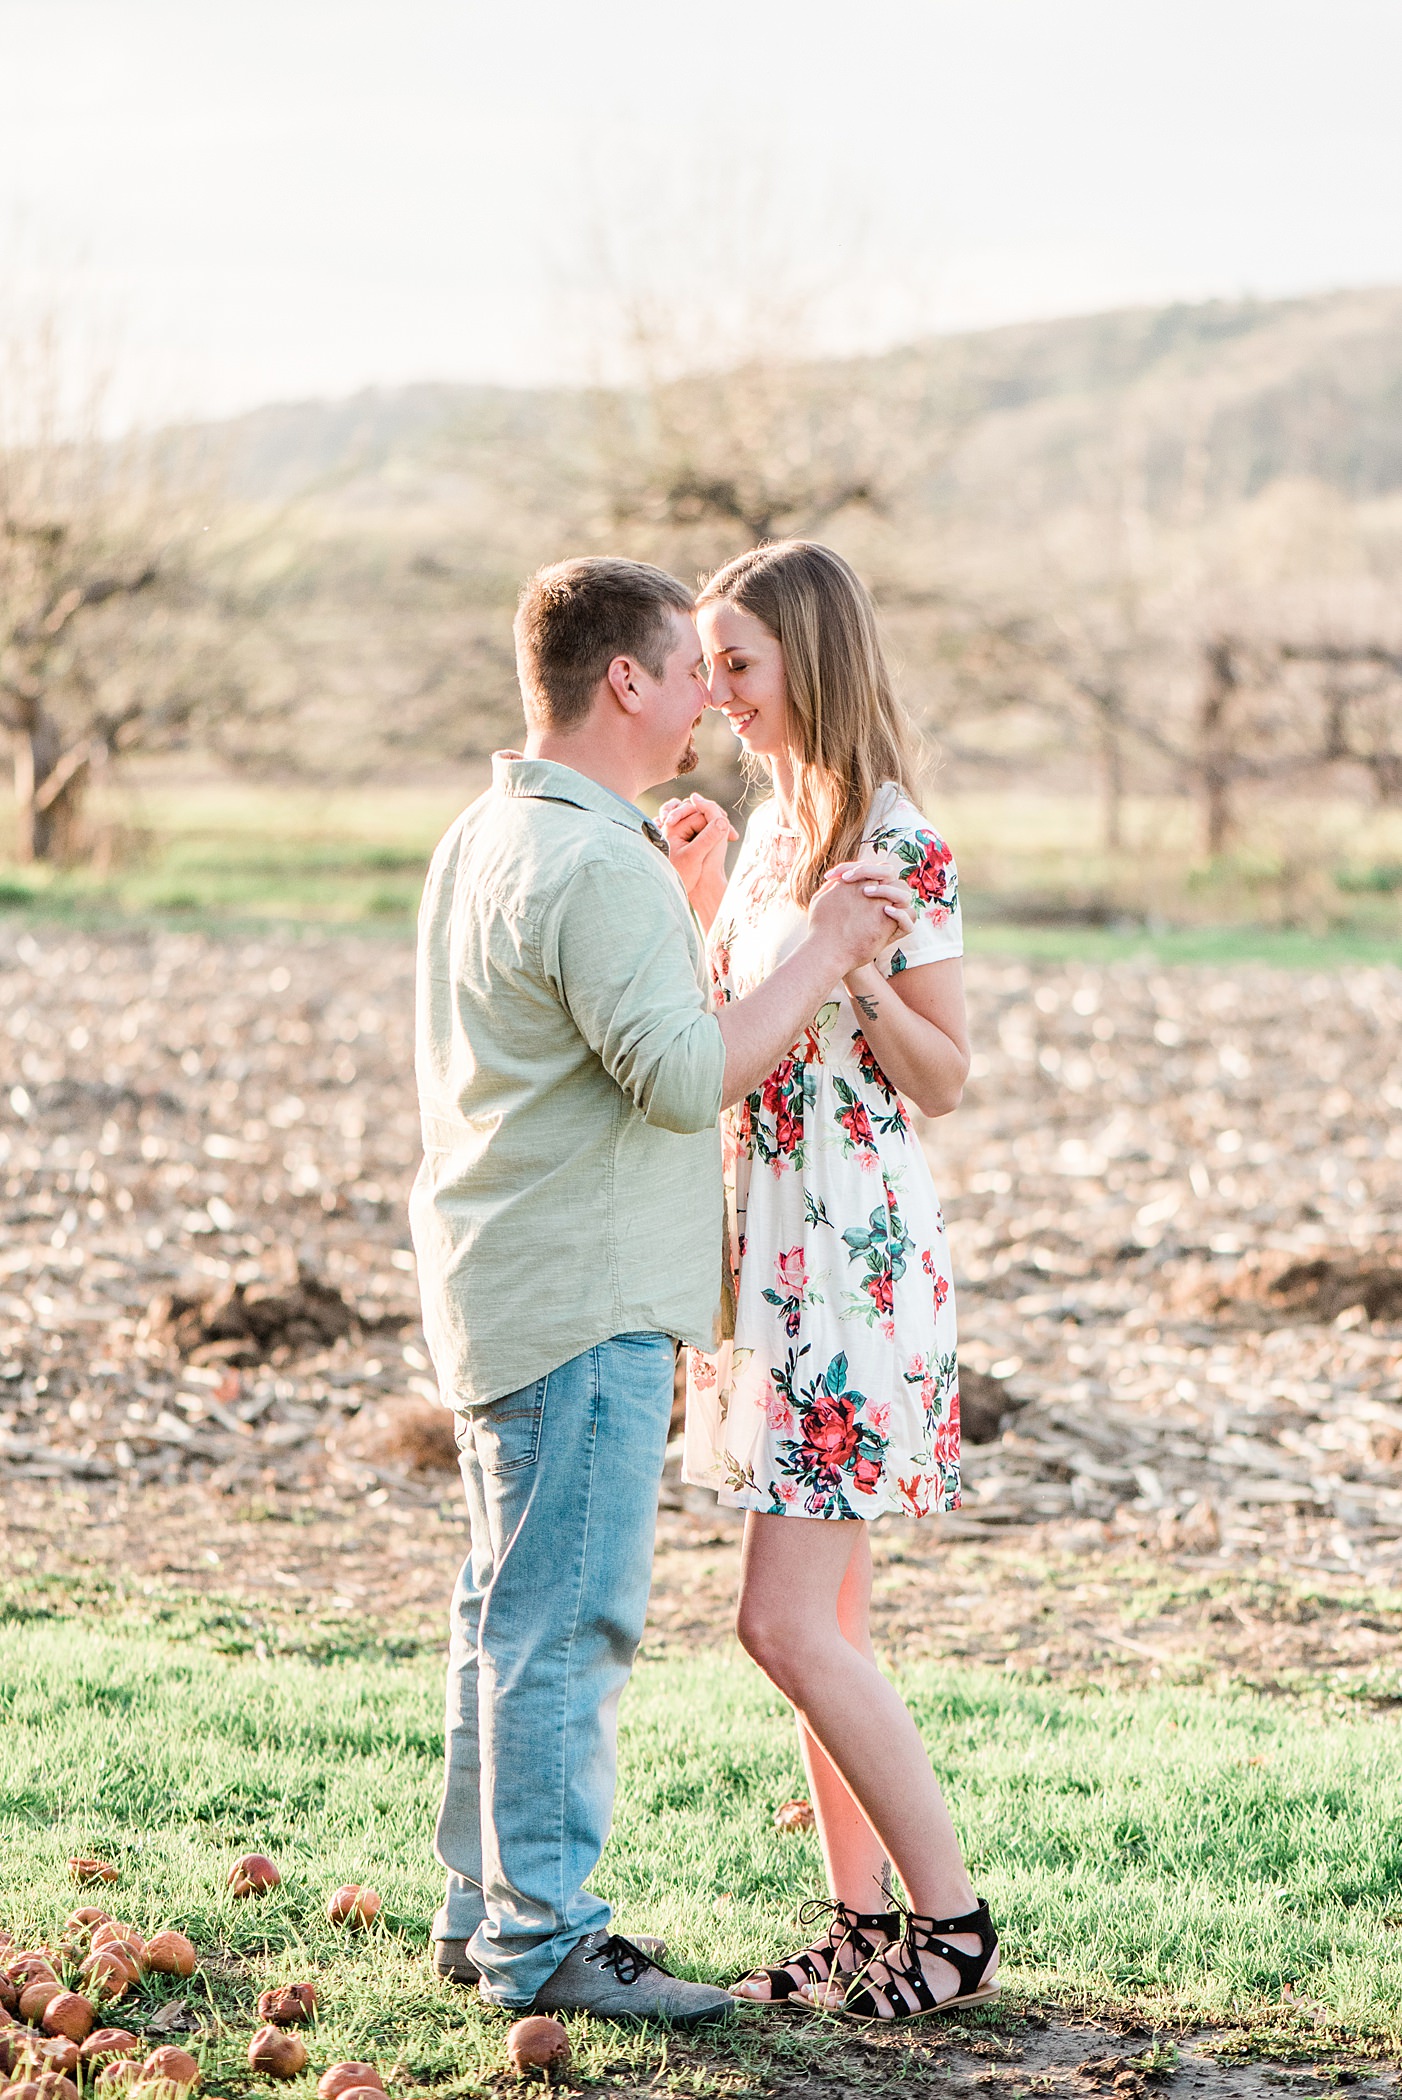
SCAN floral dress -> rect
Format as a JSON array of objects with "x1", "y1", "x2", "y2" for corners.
[{"x1": 682, "y1": 784, "x2": 964, "y2": 1521}]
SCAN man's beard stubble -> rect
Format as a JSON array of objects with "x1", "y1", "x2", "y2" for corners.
[{"x1": 676, "y1": 738, "x2": 699, "y2": 776}]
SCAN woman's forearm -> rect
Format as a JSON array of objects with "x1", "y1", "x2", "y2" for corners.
[
  {"x1": 689, "y1": 872, "x2": 727, "y2": 934},
  {"x1": 843, "y1": 963, "x2": 969, "y2": 1117}
]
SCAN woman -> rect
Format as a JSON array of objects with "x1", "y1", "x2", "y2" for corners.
[{"x1": 660, "y1": 542, "x2": 997, "y2": 2024}]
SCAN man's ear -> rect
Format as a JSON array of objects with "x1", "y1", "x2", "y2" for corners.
[{"x1": 605, "y1": 655, "x2": 644, "y2": 716}]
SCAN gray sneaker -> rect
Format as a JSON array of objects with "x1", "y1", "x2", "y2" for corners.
[
  {"x1": 434, "y1": 1930, "x2": 668, "y2": 1988},
  {"x1": 529, "y1": 1931, "x2": 735, "y2": 2027}
]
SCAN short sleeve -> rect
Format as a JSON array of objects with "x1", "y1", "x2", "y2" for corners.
[{"x1": 865, "y1": 797, "x2": 962, "y2": 978}]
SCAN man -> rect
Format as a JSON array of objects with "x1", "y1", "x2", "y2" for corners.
[{"x1": 410, "y1": 556, "x2": 909, "y2": 2024}]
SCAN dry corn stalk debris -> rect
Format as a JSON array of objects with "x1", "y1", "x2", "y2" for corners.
[{"x1": 1, "y1": 927, "x2": 1399, "y2": 1571}]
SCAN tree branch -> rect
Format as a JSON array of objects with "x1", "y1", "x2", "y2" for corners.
[
  {"x1": 16, "y1": 564, "x2": 158, "y2": 646},
  {"x1": 31, "y1": 739, "x2": 92, "y2": 814}
]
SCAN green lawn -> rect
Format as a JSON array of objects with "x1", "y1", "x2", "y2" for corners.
[{"x1": 1, "y1": 1606, "x2": 1399, "y2": 2096}]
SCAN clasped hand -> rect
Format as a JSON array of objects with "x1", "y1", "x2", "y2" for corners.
[
  {"x1": 809, "y1": 857, "x2": 914, "y2": 976},
  {"x1": 658, "y1": 793, "x2": 737, "y2": 901}
]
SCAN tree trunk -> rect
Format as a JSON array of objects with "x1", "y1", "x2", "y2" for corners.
[
  {"x1": 13, "y1": 707, "x2": 89, "y2": 863},
  {"x1": 1198, "y1": 639, "x2": 1238, "y2": 856},
  {"x1": 1370, "y1": 752, "x2": 1402, "y2": 804},
  {"x1": 1097, "y1": 713, "x2": 1125, "y2": 852}
]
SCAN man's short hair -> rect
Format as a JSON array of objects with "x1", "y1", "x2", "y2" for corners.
[{"x1": 514, "y1": 557, "x2": 695, "y2": 731}]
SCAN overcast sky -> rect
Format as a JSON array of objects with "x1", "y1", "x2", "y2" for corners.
[{"x1": 2, "y1": 0, "x2": 1400, "y2": 423}]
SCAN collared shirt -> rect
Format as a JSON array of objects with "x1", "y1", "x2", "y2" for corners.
[{"x1": 409, "y1": 753, "x2": 726, "y2": 1408}]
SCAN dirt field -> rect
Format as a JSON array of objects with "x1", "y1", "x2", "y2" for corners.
[
  {"x1": 3, "y1": 921, "x2": 1402, "y2": 2094},
  {"x1": 2, "y1": 920, "x2": 1399, "y2": 1691}
]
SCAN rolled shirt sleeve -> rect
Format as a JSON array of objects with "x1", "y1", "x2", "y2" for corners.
[{"x1": 542, "y1": 857, "x2": 725, "y2": 1135}]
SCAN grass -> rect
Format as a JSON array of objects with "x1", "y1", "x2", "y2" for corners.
[
  {"x1": 0, "y1": 777, "x2": 1400, "y2": 965},
  {"x1": 0, "y1": 779, "x2": 481, "y2": 927},
  {"x1": 965, "y1": 920, "x2": 1402, "y2": 967},
  {"x1": 2, "y1": 1599, "x2": 1401, "y2": 2097}
]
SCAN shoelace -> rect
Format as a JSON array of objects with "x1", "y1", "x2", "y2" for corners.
[{"x1": 582, "y1": 1934, "x2": 668, "y2": 1986}]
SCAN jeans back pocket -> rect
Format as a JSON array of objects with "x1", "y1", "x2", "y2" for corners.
[{"x1": 461, "y1": 1375, "x2": 548, "y2": 1475}]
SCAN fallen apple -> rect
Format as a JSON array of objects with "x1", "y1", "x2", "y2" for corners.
[
  {"x1": 140, "y1": 1935, "x2": 196, "y2": 1981},
  {"x1": 247, "y1": 2027, "x2": 307, "y2": 2080},
  {"x1": 89, "y1": 1930, "x2": 144, "y2": 1968},
  {"x1": 7, "y1": 2075, "x2": 80, "y2": 2100},
  {"x1": 325, "y1": 1886, "x2": 380, "y2": 1929},
  {"x1": 139, "y1": 2047, "x2": 199, "y2": 2094},
  {"x1": 316, "y1": 2063, "x2": 384, "y2": 2100},
  {"x1": 226, "y1": 1855, "x2": 280, "y2": 1899},
  {"x1": 75, "y1": 1953, "x2": 132, "y2": 2001},
  {"x1": 39, "y1": 1999, "x2": 92, "y2": 2046},
  {"x1": 34, "y1": 2039, "x2": 80, "y2": 2079},
  {"x1": 62, "y1": 1912, "x2": 110, "y2": 1936},
  {"x1": 78, "y1": 2032, "x2": 140, "y2": 2064},
  {"x1": 95, "y1": 2063, "x2": 141, "y2": 2091},
  {"x1": 0, "y1": 2031, "x2": 39, "y2": 2074},
  {"x1": 772, "y1": 1798, "x2": 816, "y2": 1832},
  {"x1": 6, "y1": 1961, "x2": 58, "y2": 1991},
  {"x1": 505, "y1": 2016, "x2": 570, "y2": 2081},
  {"x1": 18, "y1": 1984, "x2": 64, "y2": 2026},
  {"x1": 67, "y1": 1861, "x2": 118, "y2": 1889},
  {"x1": 256, "y1": 1984, "x2": 315, "y2": 2028}
]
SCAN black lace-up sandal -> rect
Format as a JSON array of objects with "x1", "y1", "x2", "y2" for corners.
[
  {"x1": 809, "y1": 1899, "x2": 999, "y2": 2022},
  {"x1": 730, "y1": 1899, "x2": 899, "y2": 2006}
]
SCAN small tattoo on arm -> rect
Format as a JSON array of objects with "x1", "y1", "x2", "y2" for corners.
[{"x1": 854, "y1": 992, "x2": 880, "y2": 1022}]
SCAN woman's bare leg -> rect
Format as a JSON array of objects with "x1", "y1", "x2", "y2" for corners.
[
  {"x1": 796, "y1": 1530, "x2": 889, "y2": 1910},
  {"x1": 736, "y1": 1512, "x2": 992, "y2": 2003}
]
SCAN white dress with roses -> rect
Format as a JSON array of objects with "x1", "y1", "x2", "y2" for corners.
[{"x1": 682, "y1": 784, "x2": 964, "y2": 1521}]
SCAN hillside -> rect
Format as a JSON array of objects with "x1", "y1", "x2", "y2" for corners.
[{"x1": 212, "y1": 285, "x2": 1402, "y2": 514}]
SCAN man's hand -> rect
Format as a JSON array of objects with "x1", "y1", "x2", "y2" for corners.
[
  {"x1": 807, "y1": 858, "x2": 913, "y2": 975},
  {"x1": 658, "y1": 793, "x2": 737, "y2": 929}
]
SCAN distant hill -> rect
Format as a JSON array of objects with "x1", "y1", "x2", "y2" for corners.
[{"x1": 207, "y1": 285, "x2": 1402, "y2": 515}]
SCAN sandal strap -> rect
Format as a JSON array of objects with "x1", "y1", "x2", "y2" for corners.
[
  {"x1": 734, "y1": 1902, "x2": 898, "y2": 2000},
  {"x1": 904, "y1": 1900, "x2": 998, "y2": 2000},
  {"x1": 837, "y1": 1898, "x2": 998, "y2": 2020}
]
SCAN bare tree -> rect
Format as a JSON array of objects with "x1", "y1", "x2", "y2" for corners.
[
  {"x1": 1, "y1": 512, "x2": 158, "y2": 858},
  {"x1": 0, "y1": 319, "x2": 251, "y2": 860},
  {"x1": 1281, "y1": 642, "x2": 1402, "y2": 802}
]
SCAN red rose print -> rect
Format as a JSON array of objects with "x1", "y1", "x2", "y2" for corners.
[
  {"x1": 800, "y1": 1395, "x2": 860, "y2": 1470},
  {"x1": 840, "y1": 1099, "x2": 874, "y2": 1149},
  {"x1": 932, "y1": 1387, "x2": 961, "y2": 1467},
  {"x1": 906, "y1": 835, "x2": 953, "y2": 905},
  {"x1": 853, "y1": 1454, "x2": 882, "y2": 1492},
  {"x1": 762, "y1": 1059, "x2": 794, "y2": 1113},
  {"x1": 864, "y1": 1272, "x2": 894, "y2": 1315}
]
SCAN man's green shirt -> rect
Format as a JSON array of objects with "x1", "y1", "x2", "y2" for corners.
[{"x1": 409, "y1": 754, "x2": 725, "y2": 1407}]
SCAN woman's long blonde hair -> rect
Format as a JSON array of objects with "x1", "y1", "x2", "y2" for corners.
[{"x1": 697, "y1": 540, "x2": 923, "y2": 907}]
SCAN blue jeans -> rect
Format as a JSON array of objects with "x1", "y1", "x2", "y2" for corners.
[{"x1": 432, "y1": 1331, "x2": 675, "y2": 2006}]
